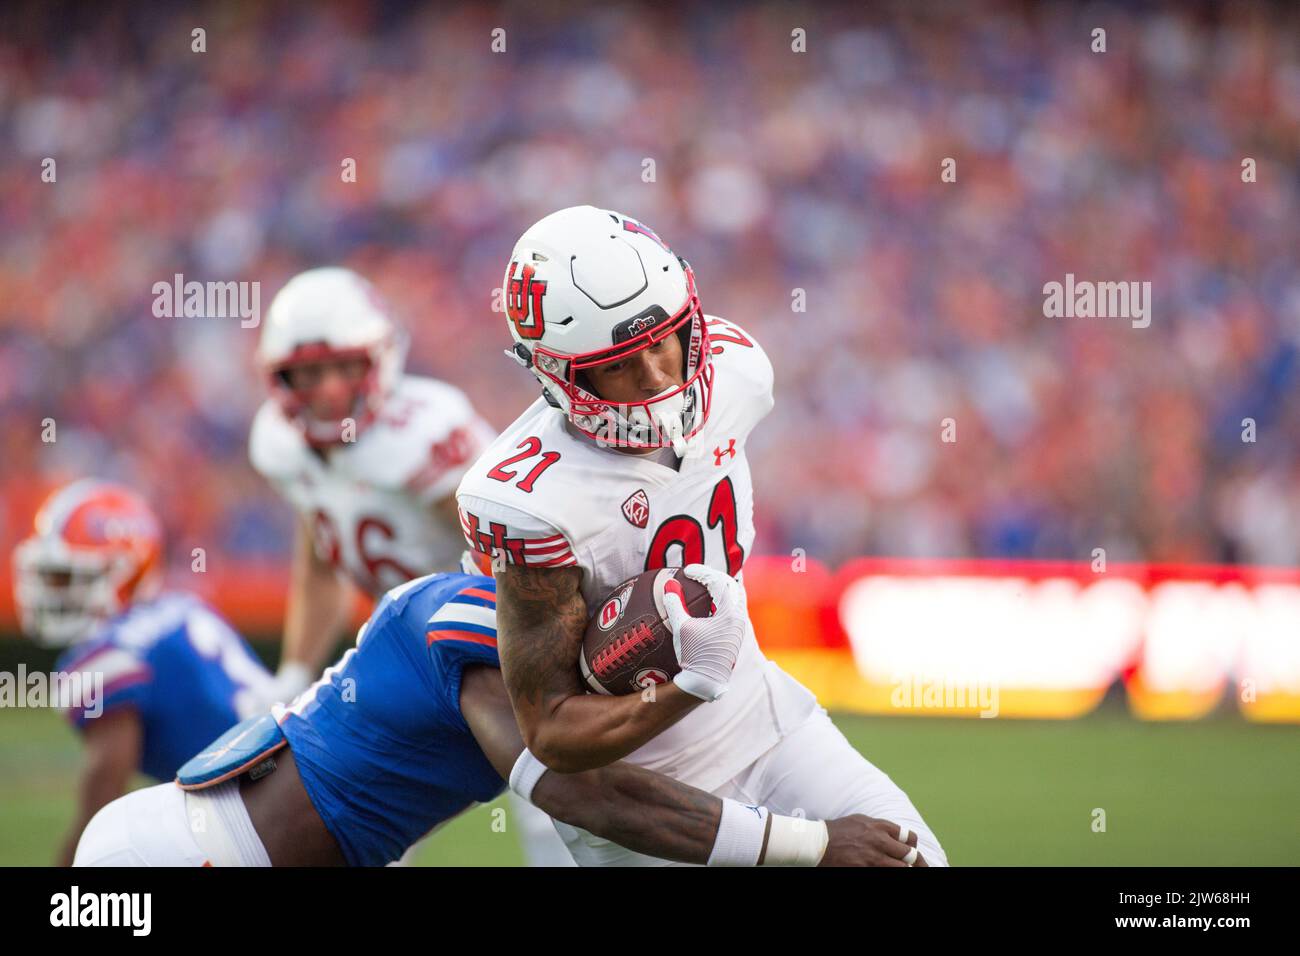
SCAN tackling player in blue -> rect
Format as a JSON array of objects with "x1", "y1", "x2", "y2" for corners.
[
  {"x1": 73, "y1": 563, "x2": 928, "y2": 867},
  {"x1": 12, "y1": 480, "x2": 277, "y2": 865}
]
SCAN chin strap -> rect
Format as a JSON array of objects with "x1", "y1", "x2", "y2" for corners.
[{"x1": 506, "y1": 344, "x2": 563, "y2": 409}]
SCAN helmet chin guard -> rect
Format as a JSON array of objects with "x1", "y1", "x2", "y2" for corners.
[{"x1": 549, "y1": 286, "x2": 711, "y2": 453}]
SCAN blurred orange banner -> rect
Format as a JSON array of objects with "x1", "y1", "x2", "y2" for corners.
[
  {"x1": 748, "y1": 556, "x2": 1300, "y2": 724},
  {"x1": 4, "y1": 554, "x2": 1297, "y2": 723}
]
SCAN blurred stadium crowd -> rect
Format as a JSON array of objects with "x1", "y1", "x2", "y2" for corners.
[{"x1": 2, "y1": 0, "x2": 1299, "y2": 589}]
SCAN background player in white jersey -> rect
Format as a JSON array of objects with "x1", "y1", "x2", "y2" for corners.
[
  {"x1": 249, "y1": 266, "x2": 571, "y2": 865},
  {"x1": 459, "y1": 205, "x2": 948, "y2": 866}
]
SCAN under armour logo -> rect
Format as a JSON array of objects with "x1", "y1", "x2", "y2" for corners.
[{"x1": 713, "y1": 439, "x2": 736, "y2": 465}]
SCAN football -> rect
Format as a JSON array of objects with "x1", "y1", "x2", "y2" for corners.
[{"x1": 579, "y1": 568, "x2": 713, "y2": 695}]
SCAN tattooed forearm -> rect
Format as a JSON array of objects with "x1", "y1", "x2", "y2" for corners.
[
  {"x1": 495, "y1": 564, "x2": 587, "y2": 711},
  {"x1": 533, "y1": 761, "x2": 724, "y2": 865},
  {"x1": 496, "y1": 562, "x2": 701, "y2": 772}
]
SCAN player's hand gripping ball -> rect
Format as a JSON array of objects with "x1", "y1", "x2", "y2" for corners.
[{"x1": 580, "y1": 564, "x2": 747, "y2": 699}]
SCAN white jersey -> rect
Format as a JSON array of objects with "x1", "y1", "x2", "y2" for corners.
[
  {"x1": 458, "y1": 318, "x2": 817, "y2": 791},
  {"x1": 251, "y1": 374, "x2": 495, "y2": 598}
]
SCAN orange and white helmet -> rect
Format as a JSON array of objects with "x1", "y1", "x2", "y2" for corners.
[
  {"x1": 256, "y1": 267, "x2": 408, "y2": 446},
  {"x1": 502, "y1": 206, "x2": 713, "y2": 453},
  {"x1": 12, "y1": 480, "x2": 163, "y2": 647},
  {"x1": 459, "y1": 549, "x2": 495, "y2": 577}
]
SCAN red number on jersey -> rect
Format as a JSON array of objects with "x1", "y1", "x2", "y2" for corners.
[
  {"x1": 645, "y1": 516, "x2": 706, "y2": 570},
  {"x1": 644, "y1": 479, "x2": 744, "y2": 575},
  {"x1": 486, "y1": 437, "x2": 561, "y2": 494},
  {"x1": 356, "y1": 516, "x2": 419, "y2": 592},
  {"x1": 706, "y1": 476, "x2": 746, "y2": 576},
  {"x1": 309, "y1": 509, "x2": 417, "y2": 595},
  {"x1": 311, "y1": 509, "x2": 342, "y2": 567},
  {"x1": 705, "y1": 317, "x2": 754, "y2": 353}
]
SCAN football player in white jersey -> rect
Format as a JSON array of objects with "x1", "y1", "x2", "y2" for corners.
[
  {"x1": 458, "y1": 206, "x2": 949, "y2": 867},
  {"x1": 249, "y1": 267, "x2": 573, "y2": 865}
]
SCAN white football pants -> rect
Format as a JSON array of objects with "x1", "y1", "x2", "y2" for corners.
[
  {"x1": 73, "y1": 779, "x2": 271, "y2": 867},
  {"x1": 554, "y1": 706, "x2": 950, "y2": 867}
]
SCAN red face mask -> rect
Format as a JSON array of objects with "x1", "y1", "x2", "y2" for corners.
[{"x1": 532, "y1": 267, "x2": 714, "y2": 452}]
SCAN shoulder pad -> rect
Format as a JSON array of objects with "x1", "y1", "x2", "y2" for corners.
[
  {"x1": 249, "y1": 399, "x2": 307, "y2": 483},
  {"x1": 352, "y1": 375, "x2": 489, "y2": 492},
  {"x1": 700, "y1": 317, "x2": 774, "y2": 436}
]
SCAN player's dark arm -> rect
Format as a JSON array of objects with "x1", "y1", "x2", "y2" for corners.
[
  {"x1": 462, "y1": 665, "x2": 930, "y2": 868},
  {"x1": 535, "y1": 766, "x2": 930, "y2": 868},
  {"x1": 461, "y1": 665, "x2": 719, "y2": 863},
  {"x1": 534, "y1": 762, "x2": 722, "y2": 864},
  {"x1": 495, "y1": 563, "x2": 702, "y2": 773},
  {"x1": 58, "y1": 708, "x2": 142, "y2": 866},
  {"x1": 463, "y1": 665, "x2": 929, "y2": 867}
]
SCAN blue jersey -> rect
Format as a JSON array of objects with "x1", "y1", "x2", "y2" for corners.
[
  {"x1": 274, "y1": 572, "x2": 506, "y2": 867},
  {"x1": 55, "y1": 593, "x2": 274, "y2": 781}
]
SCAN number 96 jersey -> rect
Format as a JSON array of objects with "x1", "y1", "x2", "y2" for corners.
[
  {"x1": 251, "y1": 375, "x2": 495, "y2": 598},
  {"x1": 457, "y1": 318, "x2": 818, "y2": 791}
]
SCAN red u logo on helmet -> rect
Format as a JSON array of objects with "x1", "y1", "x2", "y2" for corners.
[{"x1": 505, "y1": 261, "x2": 547, "y2": 340}]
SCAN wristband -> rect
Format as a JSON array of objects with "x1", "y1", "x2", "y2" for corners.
[
  {"x1": 673, "y1": 670, "x2": 729, "y2": 702},
  {"x1": 761, "y1": 814, "x2": 829, "y2": 866},
  {"x1": 508, "y1": 747, "x2": 550, "y2": 804},
  {"x1": 706, "y1": 799, "x2": 769, "y2": 866}
]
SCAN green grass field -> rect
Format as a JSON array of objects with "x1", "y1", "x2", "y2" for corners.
[{"x1": 2, "y1": 704, "x2": 1296, "y2": 866}]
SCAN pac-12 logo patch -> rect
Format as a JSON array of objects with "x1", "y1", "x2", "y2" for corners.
[{"x1": 622, "y1": 489, "x2": 650, "y2": 529}]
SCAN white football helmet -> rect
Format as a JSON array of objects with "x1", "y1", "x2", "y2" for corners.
[
  {"x1": 502, "y1": 206, "x2": 713, "y2": 453},
  {"x1": 256, "y1": 267, "x2": 408, "y2": 446}
]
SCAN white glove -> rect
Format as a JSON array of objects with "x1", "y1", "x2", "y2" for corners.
[
  {"x1": 665, "y1": 565, "x2": 747, "y2": 702},
  {"x1": 259, "y1": 662, "x2": 313, "y2": 708}
]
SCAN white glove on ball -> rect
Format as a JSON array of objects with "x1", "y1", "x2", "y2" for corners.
[{"x1": 665, "y1": 564, "x2": 747, "y2": 702}]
